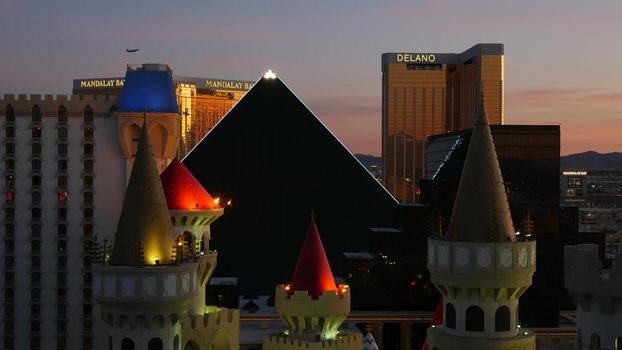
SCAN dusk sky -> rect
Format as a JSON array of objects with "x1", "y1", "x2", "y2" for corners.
[{"x1": 1, "y1": 0, "x2": 620, "y2": 156}]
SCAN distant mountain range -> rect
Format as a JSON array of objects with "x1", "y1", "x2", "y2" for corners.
[
  {"x1": 356, "y1": 151, "x2": 622, "y2": 171},
  {"x1": 561, "y1": 151, "x2": 622, "y2": 170},
  {"x1": 354, "y1": 154, "x2": 381, "y2": 171}
]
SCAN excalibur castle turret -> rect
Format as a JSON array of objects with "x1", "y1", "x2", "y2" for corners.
[
  {"x1": 426, "y1": 94, "x2": 537, "y2": 349},
  {"x1": 92, "y1": 122, "x2": 238, "y2": 350},
  {"x1": 264, "y1": 215, "x2": 362, "y2": 350}
]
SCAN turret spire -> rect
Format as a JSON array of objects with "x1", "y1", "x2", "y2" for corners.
[
  {"x1": 446, "y1": 92, "x2": 516, "y2": 242},
  {"x1": 110, "y1": 121, "x2": 175, "y2": 265},
  {"x1": 289, "y1": 214, "x2": 337, "y2": 298}
]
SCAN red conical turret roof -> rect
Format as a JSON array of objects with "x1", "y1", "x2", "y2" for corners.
[
  {"x1": 160, "y1": 159, "x2": 219, "y2": 210},
  {"x1": 289, "y1": 215, "x2": 337, "y2": 299}
]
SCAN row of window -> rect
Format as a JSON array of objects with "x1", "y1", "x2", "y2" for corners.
[
  {"x1": 3, "y1": 105, "x2": 94, "y2": 123},
  {"x1": 444, "y1": 303, "x2": 511, "y2": 332}
]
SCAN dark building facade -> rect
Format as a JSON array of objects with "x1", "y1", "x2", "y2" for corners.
[
  {"x1": 422, "y1": 124, "x2": 563, "y2": 326},
  {"x1": 183, "y1": 74, "x2": 402, "y2": 295},
  {"x1": 382, "y1": 44, "x2": 504, "y2": 203}
]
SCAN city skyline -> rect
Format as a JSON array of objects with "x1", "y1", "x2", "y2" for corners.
[{"x1": 1, "y1": 0, "x2": 621, "y2": 156}]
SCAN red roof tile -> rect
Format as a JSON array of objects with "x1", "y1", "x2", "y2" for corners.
[
  {"x1": 289, "y1": 216, "x2": 337, "y2": 298},
  {"x1": 160, "y1": 159, "x2": 219, "y2": 210}
]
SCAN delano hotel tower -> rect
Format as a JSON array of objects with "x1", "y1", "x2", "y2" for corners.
[{"x1": 382, "y1": 43, "x2": 504, "y2": 203}]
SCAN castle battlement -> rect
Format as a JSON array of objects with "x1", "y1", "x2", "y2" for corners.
[
  {"x1": 184, "y1": 308, "x2": 239, "y2": 330},
  {"x1": 1, "y1": 93, "x2": 119, "y2": 116},
  {"x1": 565, "y1": 243, "x2": 622, "y2": 315},
  {"x1": 265, "y1": 332, "x2": 362, "y2": 349}
]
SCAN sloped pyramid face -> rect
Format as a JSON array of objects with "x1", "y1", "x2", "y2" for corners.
[{"x1": 183, "y1": 75, "x2": 398, "y2": 293}]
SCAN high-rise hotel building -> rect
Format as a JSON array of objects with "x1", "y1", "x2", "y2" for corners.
[
  {"x1": 382, "y1": 43, "x2": 504, "y2": 203},
  {"x1": 0, "y1": 63, "x2": 251, "y2": 350}
]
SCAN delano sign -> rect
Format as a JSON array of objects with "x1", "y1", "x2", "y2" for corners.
[{"x1": 396, "y1": 54, "x2": 436, "y2": 63}]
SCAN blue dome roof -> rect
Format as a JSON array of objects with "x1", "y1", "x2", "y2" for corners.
[{"x1": 118, "y1": 69, "x2": 178, "y2": 113}]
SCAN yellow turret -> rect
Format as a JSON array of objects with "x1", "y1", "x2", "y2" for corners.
[{"x1": 264, "y1": 215, "x2": 362, "y2": 349}]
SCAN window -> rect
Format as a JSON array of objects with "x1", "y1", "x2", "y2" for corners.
[
  {"x1": 32, "y1": 143, "x2": 41, "y2": 154},
  {"x1": 148, "y1": 338, "x2": 163, "y2": 350},
  {"x1": 31, "y1": 241, "x2": 41, "y2": 253},
  {"x1": 84, "y1": 106, "x2": 94, "y2": 123},
  {"x1": 31, "y1": 273, "x2": 40, "y2": 284},
  {"x1": 57, "y1": 207, "x2": 67, "y2": 220},
  {"x1": 465, "y1": 305, "x2": 485, "y2": 331},
  {"x1": 590, "y1": 334, "x2": 600, "y2": 350},
  {"x1": 31, "y1": 256, "x2": 41, "y2": 268},
  {"x1": 32, "y1": 127, "x2": 42, "y2": 138},
  {"x1": 5, "y1": 288, "x2": 14, "y2": 300},
  {"x1": 31, "y1": 208, "x2": 41, "y2": 219},
  {"x1": 445, "y1": 302, "x2": 456, "y2": 329},
  {"x1": 32, "y1": 159, "x2": 41, "y2": 171},
  {"x1": 495, "y1": 306, "x2": 511, "y2": 331},
  {"x1": 84, "y1": 176, "x2": 93, "y2": 188},
  {"x1": 58, "y1": 143, "x2": 67, "y2": 155},
  {"x1": 84, "y1": 208, "x2": 93, "y2": 219},
  {"x1": 84, "y1": 144, "x2": 94, "y2": 155},
  {"x1": 31, "y1": 191, "x2": 41, "y2": 203},
  {"x1": 5, "y1": 105, "x2": 15, "y2": 122},
  {"x1": 32, "y1": 175, "x2": 41, "y2": 186},
  {"x1": 32, "y1": 105, "x2": 41, "y2": 123},
  {"x1": 58, "y1": 127, "x2": 68, "y2": 138},
  {"x1": 5, "y1": 175, "x2": 15, "y2": 187},
  {"x1": 57, "y1": 225, "x2": 67, "y2": 236},
  {"x1": 5, "y1": 143, "x2": 15, "y2": 154},
  {"x1": 84, "y1": 127, "x2": 94, "y2": 139},
  {"x1": 58, "y1": 175, "x2": 68, "y2": 187},
  {"x1": 122, "y1": 338, "x2": 135, "y2": 350},
  {"x1": 6, "y1": 159, "x2": 15, "y2": 170},
  {"x1": 31, "y1": 224, "x2": 41, "y2": 236},
  {"x1": 83, "y1": 224, "x2": 93, "y2": 236},
  {"x1": 58, "y1": 191, "x2": 68, "y2": 203},
  {"x1": 57, "y1": 257, "x2": 67, "y2": 268},
  {"x1": 31, "y1": 321, "x2": 40, "y2": 332},
  {"x1": 58, "y1": 159, "x2": 68, "y2": 171},
  {"x1": 5, "y1": 127, "x2": 15, "y2": 138},
  {"x1": 84, "y1": 160, "x2": 93, "y2": 171},
  {"x1": 84, "y1": 191, "x2": 93, "y2": 203},
  {"x1": 5, "y1": 191, "x2": 14, "y2": 202},
  {"x1": 58, "y1": 106, "x2": 67, "y2": 123}
]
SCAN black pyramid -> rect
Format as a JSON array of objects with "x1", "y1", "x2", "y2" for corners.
[{"x1": 184, "y1": 74, "x2": 399, "y2": 294}]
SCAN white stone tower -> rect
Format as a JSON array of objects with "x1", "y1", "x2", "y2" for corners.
[
  {"x1": 92, "y1": 122, "x2": 238, "y2": 350},
  {"x1": 565, "y1": 243, "x2": 622, "y2": 350},
  {"x1": 426, "y1": 95, "x2": 537, "y2": 350}
]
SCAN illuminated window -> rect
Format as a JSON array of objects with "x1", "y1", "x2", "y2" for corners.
[
  {"x1": 5, "y1": 191, "x2": 14, "y2": 202},
  {"x1": 5, "y1": 175, "x2": 15, "y2": 187},
  {"x1": 84, "y1": 127, "x2": 94, "y2": 139},
  {"x1": 57, "y1": 191, "x2": 68, "y2": 203},
  {"x1": 32, "y1": 127, "x2": 42, "y2": 138}
]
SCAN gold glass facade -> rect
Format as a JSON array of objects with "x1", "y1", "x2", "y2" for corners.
[
  {"x1": 382, "y1": 44, "x2": 504, "y2": 203},
  {"x1": 176, "y1": 83, "x2": 238, "y2": 156}
]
